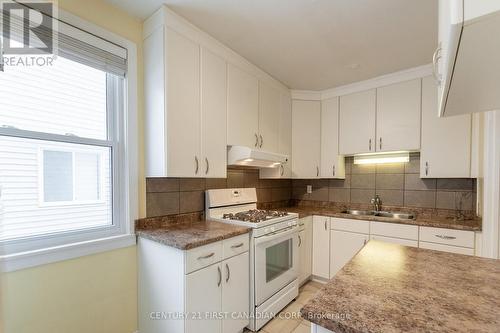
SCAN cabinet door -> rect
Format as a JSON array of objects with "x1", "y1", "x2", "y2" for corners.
[
  {"x1": 298, "y1": 229, "x2": 307, "y2": 284},
  {"x1": 227, "y1": 64, "x2": 259, "y2": 148},
  {"x1": 312, "y1": 216, "x2": 330, "y2": 279},
  {"x1": 329, "y1": 230, "x2": 368, "y2": 278},
  {"x1": 201, "y1": 48, "x2": 227, "y2": 178},
  {"x1": 222, "y1": 252, "x2": 250, "y2": 333},
  {"x1": 339, "y1": 90, "x2": 376, "y2": 155},
  {"x1": 292, "y1": 100, "x2": 321, "y2": 178},
  {"x1": 259, "y1": 82, "x2": 280, "y2": 152},
  {"x1": 376, "y1": 79, "x2": 421, "y2": 152},
  {"x1": 185, "y1": 263, "x2": 222, "y2": 333},
  {"x1": 166, "y1": 28, "x2": 201, "y2": 177},
  {"x1": 421, "y1": 76, "x2": 471, "y2": 178},
  {"x1": 321, "y1": 97, "x2": 345, "y2": 179}
]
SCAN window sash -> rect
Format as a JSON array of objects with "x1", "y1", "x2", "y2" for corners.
[{"x1": 0, "y1": 74, "x2": 124, "y2": 255}]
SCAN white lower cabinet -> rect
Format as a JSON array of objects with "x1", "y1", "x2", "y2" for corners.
[
  {"x1": 298, "y1": 216, "x2": 313, "y2": 284},
  {"x1": 312, "y1": 216, "x2": 330, "y2": 279},
  {"x1": 329, "y1": 230, "x2": 369, "y2": 278},
  {"x1": 370, "y1": 235, "x2": 418, "y2": 247},
  {"x1": 419, "y1": 226, "x2": 475, "y2": 256},
  {"x1": 139, "y1": 234, "x2": 250, "y2": 333}
]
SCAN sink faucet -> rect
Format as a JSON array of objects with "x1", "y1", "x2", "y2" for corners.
[{"x1": 371, "y1": 195, "x2": 382, "y2": 212}]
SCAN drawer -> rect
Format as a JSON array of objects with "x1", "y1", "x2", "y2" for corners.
[
  {"x1": 370, "y1": 235, "x2": 418, "y2": 247},
  {"x1": 370, "y1": 221, "x2": 418, "y2": 240},
  {"x1": 419, "y1": 227, "x2": 475, "y2": 248},
  {"x1": 331, "y1": 218, "x2": 370, "y2": 234},
  {"x1": 185, "y1": 241, "x2": 223, "y2": 274},
  {"x1": 222, "y1": 233, "x2": 249, "y2": 259},
  {"x1": 419, "y1": 241, "x2": 474, "y2": 256}
]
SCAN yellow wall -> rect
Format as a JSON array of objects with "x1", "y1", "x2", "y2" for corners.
[{"x1": 1, "y1": 1, "x2": 145, "y2": 332}]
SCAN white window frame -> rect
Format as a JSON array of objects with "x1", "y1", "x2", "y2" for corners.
[{"x1": 0, "y1": 9, "x2": 138, "y2": 272}]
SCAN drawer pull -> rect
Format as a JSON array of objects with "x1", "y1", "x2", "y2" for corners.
[
  {"x1": 230, "y1": 243, "x2": 244, "y2": 249},
  {"x1": 435, "y1": 235, "x2": 456, "y2": 240},
  {"x1": 197, "y1": 252, "x2": 215, "y2": 260}
]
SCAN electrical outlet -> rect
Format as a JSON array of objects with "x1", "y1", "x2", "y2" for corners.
[{"x1": 306, "y1": 185, "x2": 312, "y2": 194}]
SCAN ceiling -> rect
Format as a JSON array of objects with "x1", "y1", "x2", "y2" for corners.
[{"x1": 107, "y1": 0, "x2": 437, "y2": 90}]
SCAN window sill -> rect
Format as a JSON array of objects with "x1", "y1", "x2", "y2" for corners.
[{"x1": 0, "y1": 234, "x2": 136, "y2": 273}]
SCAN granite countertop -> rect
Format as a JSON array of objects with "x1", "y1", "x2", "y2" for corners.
[
  {"x1": 136, "y1": 220, "x2": 250, "y2": 250},
  {"x1": 300, "y1": 241, "x2": 500, "y2": 333},
  {"x1": 283, "y1": 206, "x2": 482, "y2": 231}
]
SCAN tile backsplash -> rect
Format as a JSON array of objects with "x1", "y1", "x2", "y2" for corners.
[
  {"x1": 146, "y1": 168, "x2": 292, "y2": 217},
  {"x1": 292, "y1": 153, "x2": 477, "y2": 213}
]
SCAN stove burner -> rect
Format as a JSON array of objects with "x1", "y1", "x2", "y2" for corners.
[{"x1": 222, "y1": 209, "x2": 289, "y2": 223}]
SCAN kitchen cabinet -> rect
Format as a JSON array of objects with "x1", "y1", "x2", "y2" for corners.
[
  {"x1": 370, "y1": 235, "x2": 418, "y2": 247},
  {"x1": 292, "y1": 100, "x2": 321, "y2": 178},
  {"x1": 259, "y1": 93, "x2": 292, "y2": 179},
  {"x1": 139, "y1": 234, "x2": 250, "y2": 333},
  {"x1": 258, "y1": 81, "x2": 280, "y2": 152},
  {"x1": 144, "y1": 26, "x2": 227, "y2": 177},
  {"x1": 376, "y1": 79, "x2": 421, "y2": 151},
  {"x1": 321, "y1": 97, "x2": 345, "y2": 179},
  {"x1": 312, "y1": 215, "x2": 330, "y2": 279},
  {"x1": 421, "y1": 76, "x2": 472, "y2": 178},
  {"x1": 329, "y1": 230, "x2": 369, "y2": 278},
  {"x1": 339, "y1": 90, "x2": 376, "y2": 155},
  {"x1": 227, "y1": 64, "x2": 259, "y2": 148},
  {"x1": 298, "y1": 216, "x2": 313, "y2": 285}
]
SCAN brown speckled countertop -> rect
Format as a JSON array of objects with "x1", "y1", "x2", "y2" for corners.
[
  {"x1": 300, "y1": 241, "x2": 500, "y2": 333},
  {"x1": 283, "y1": 206, "x2": 481, "y2": 231},
  {"x1": 136, "y1": 220, "x2": 250, "y2": 250}
]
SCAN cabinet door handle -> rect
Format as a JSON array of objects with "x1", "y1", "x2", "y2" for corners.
[
  {"x1": 332, "y1": 165, "x2": 335, "y2": 177},
  {"x1": 364, "y1": 238, "x2": 367, "y2": 245},
  {"x1": 324, "y1": 220, "x2": 327, "y2": 230},
  {"x1": 225, "y1": 263, "x2": 230, "y2": 282},
  {"x1": 379, "y1": 137, "x2": 382, "y2": 150},
  {"x1": 194, "y1": 156, "x2": 199, "y2": 174},
  {"x1": 231, "y1": 242, "x2": 244, "y2": 249},
  {"x1": 425, "y1": 162, "x2": 429, "y2": 176},
  {"x1": 205, "y1": 157, "x2": 209, "y2": 175},
  {"x1": 254, "y1": 133, "x2": 259, "y2": 147},
  {"x1": 197, "y1": 252, "x2": 215, "y2": 260},
  {"x1": 369, "y1": 139, "x2": 372, "y2": 151},
  {"x1": 298, "y1": 235, "x2": 302, "y2": 247},
  {"x1": 432, "y1": 44, "x2": 442, "y2": 84},
  {"x1": 259, "y1": 135, "x2": 263, "y2": 148},
  {"x1": 217, "y1": 266, "x2": 222, "y2": 287},
  {"x1": 316, "y1": 166, "x2": 319, "y2": 177},
  {"x1": 435, "y1": 234, "x2": 456, "y2": 240},
  {"x1": 280, "y1": 164, "x2": 284, "y2": 176}
]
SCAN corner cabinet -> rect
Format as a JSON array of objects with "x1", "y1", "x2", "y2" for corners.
[
  {"x1": 292, "y1": 100, "x2": 321, "y2": 178},
  {"x1": 312, "y1": 215, "x2": 330, "y2": 279},
  {"x1": 139, "y1": 234, "x2": 250, "y2": 333},
  {"x1": 144, "y1": 24, "x2": 227, "y2": 178},
  {"x1": 321, "y1": 97, "x2": 345, "y2": 179}
]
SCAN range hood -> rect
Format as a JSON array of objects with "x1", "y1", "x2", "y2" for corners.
[{"x1": 227, "y1": 145, "x2": 288, "y2": 168}]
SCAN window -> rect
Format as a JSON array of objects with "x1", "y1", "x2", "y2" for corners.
[{"x1": 0, "y1": 6, "x2": 133, "y2": 260}]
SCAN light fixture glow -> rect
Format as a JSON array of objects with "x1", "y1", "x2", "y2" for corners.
[
  {"x1": 243, "y1": 158, "x2": 254, "y2": 162},
  {"x1": 353, "y1": 152, "x2": 410, "y2": 165}
]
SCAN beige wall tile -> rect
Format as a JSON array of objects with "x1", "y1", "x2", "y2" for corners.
[
  {"x1": 404, "y1": 190, "x2": 436, "y2": 208},
  {"x1": 227, "y1": 170, "x2": 245, "y2": 188},
  {"x1": 405, "y1": 174, "x2": 436, "y2": 191},
  {"x1": 376, "y1": 174, "x2": 404, "y2": 190},
  {"x1": 146, "y1": 192, "x2": 179, "y2": 217},
  {"x1": 146, "y1": 178, "x2": 179, "y2": 193},
  {"x1": 437, "y1": 179, "x2": 473, "y2": 191},
  {"x1": 351, "y1": 174, "x2": 376, "y2": 189},
  {"x1": 179, "y1": 178, "x2": 206, "y2": 191},
  {"x1": 205, "y1": 178, "x2": 227, "y2": 189},
  {"x1": 179, "y1": 191, "x2": 204, "y2": 213},
  {"x1": 376, "y1": 163, "x2": 405, "y2": 174},
  {"x1": 350, "y1": 189, "x2": 375, "y2": 204},
  {"x1": 376, "y1": 190, "x2": 404, "y2": 206},
  {"x1": 329, "y1": 188, "x2": 350, "y2": 203}
]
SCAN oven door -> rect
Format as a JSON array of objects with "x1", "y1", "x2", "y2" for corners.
[{"x1": 254, "y1": 225, "x2": 299, "y2": 306}]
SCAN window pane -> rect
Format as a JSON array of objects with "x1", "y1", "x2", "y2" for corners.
[
  {"x1": 43, "y1": 150, "x2": 73, "y2": 202},
  {"x1": 0, "y1": 56, "x2": 107, "y2": 140},
  {"x1": 74, "y1": 152, "x2": 101, "y2": 201},
  {"x1": 0, "y1": 136, "x2": 112, "y2": 241}
]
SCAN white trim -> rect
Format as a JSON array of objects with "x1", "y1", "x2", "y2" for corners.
[
  {"x1": 0, "y1": 8, "x2": 139, "y2": 269},
  {"x1": 0, "y1": 234, "x2": 136, "y2": 272},
  {"x1": 291, "y1": 64, "x2": 433, "y2": 101},
  {"x1": 481, "y1": 110, "x2": 500, "y2": 259}
]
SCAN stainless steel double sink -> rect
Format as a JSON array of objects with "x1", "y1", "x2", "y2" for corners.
[{"x1": 341, "y1": 209, "x2": 415, "y2": 220}]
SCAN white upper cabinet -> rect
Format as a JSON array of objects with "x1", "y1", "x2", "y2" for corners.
[
  {"x1": 321, "y1": 97, "x2": 345, "y2": 179},
  {"x1": 292, "y1": 100, "x2": 321, "y2": 178},
  {"x1": 144, "y1": 26, "x2": 202, "y2": 177},
  {"x1": 201, "y1": 48, "x2": 227, "y2": 178},
  {"x1": 376, "y1": 79, "x2": 421, "y2": 152},
  {"x1": 339, "y1": 90, "x2": 376, "y2": 155},
  {"x1": 227, "y1": 64, "x2": 259, "y2": 148},
  {"x1": 258, "y1": 82, "x2": 280, "y2": 152},
  {"x1": 421, "y1": 76, "x2": 472, "y2": 178}
]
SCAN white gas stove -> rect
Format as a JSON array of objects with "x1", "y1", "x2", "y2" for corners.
[{"x1": 206, "y1": 188, "x2": 299, "y2": 331}]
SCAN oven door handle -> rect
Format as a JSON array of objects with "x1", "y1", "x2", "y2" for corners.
[{"x1": 254, "y1": 226, "x2": 298, "y2": 245}]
